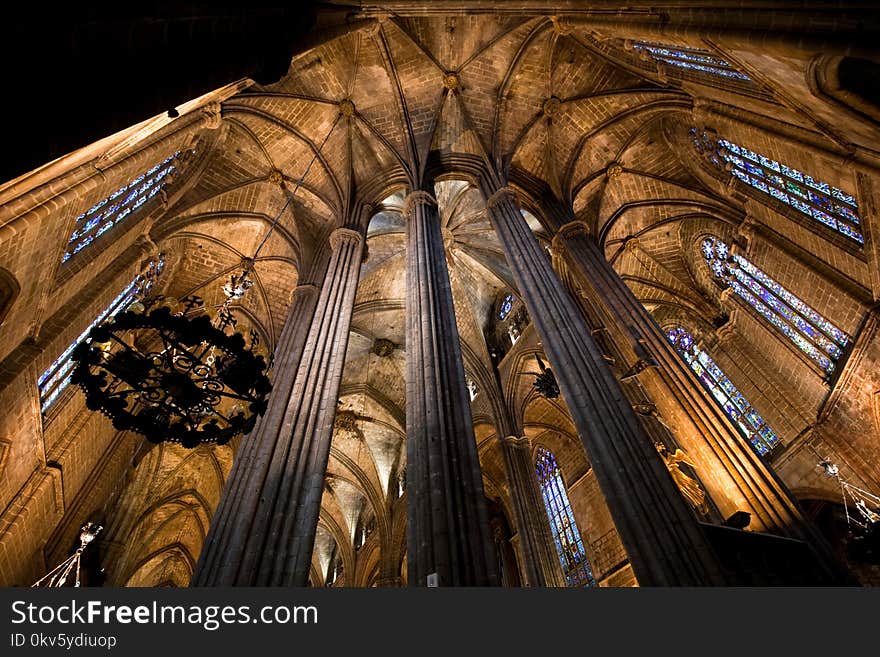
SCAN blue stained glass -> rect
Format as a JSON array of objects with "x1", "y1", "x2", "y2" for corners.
[
  {"x1": 498, "y1": 293, "x2": 515, "y2": 320},
  {"x1": 633, "y1": 41, "x2": 751, "y2": 82},
  {"x1": 38, "y1": 275, "x2": 142, "y2": 413},
  {"x1": 535, "y1": 448, "x2": 596, "y2": 587},
  {"x1": 750, "y1": 176, "x2": 768, "y2": 193},
  {"x1": 742, "y1": 161, "x2": 763, "y2": 176},
  {"x1": 703, "y1": 237, "x2": 850, "y2": 374},
  {"x1": 833, "y1": 203, "x2": 860, "y2": 224},
  {"x1": 709, "y1": 137, "x2": 863, "y2": 244},
  {"x1": 62, "y1": 153, "x2": 181, "y2": 263},
  {"x1": 790, "y1": 197, "x2": 812, "y2": 214},
  {"x1": 667, "y1": 327, "x2": 779, "y2": 455},
  {"x1": 831, "y1": 188, "x2": 857, "y2": 207},
  {"x1": 811, "y1": 208, "x2": 837, "y2": 229},
  {"x1": 804, "y1": 175, "x2": 830, "y2": 193},
  {"x1": 781, "y1": 164, "x2": 804, "y2": 181},
  {"x1": 838, "y1": 223, "x2": 864, "y2": 242},
  {"x1": 769, "y1": 187, "x2": 789, "y2": 203}
]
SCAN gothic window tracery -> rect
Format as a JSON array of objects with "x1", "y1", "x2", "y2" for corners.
[
  {"x1": 534, "y1": 447, "x2": 596, "y2": 587},
  {"x1": 632, "y1": 41, "x2": 751, "y2": 81},
  {"x1": 666, "y1": 326, "x2": 779, "y2": 455},
  {"x1": 690, "y1": 129, "x2": 863, "y2": 244},
  {"x1": 63, "y1": 152, "x2": 181, "y2": 263},
  {"x1": 702, "y1": 236, "x2": 850, "y2": 375}
]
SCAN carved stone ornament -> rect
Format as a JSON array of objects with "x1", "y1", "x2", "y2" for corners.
[
  {"x1": 339, "y1": 99, "x2": 356, "y2": 117},
  {"x1": 329, "y1": 227, "x2": 363, "y2": 251},
  {"x1": 401, "y1": 190, "x2": 437, "y2": 217},
  {"x1": 372, "y1": 338, "x2": 396, "y2": 357},
  {"x1": 443, "y1": 72, "x2": 461, "y2": 91}
]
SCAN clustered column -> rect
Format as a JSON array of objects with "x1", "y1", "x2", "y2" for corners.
[
  {"x1": 482, "y1": 184, "x2": 728, "y2": 586},
  {"x1": 193, "y1": 226, "x2": 363, "y2": 586},
  {"x1": 403, "y1": 189, "x2": 499, "y2": 587},
  {"x1": 552, "y1": 219, "x2": 846, "y2": 577}
]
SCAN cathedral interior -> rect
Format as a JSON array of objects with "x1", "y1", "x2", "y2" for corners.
[{"x1": 2, "y1": 2, "x2": 880, "y2": 588}]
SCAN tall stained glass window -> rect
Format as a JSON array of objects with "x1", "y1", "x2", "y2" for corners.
[
  {"x1": 37, "y1": 259, "x2": 162, "y2": 413},
  {"x1": 702, "y1": 236, "x2": 850, "y2": 375},
  {"x1": 667, "y1": 326, "x2": 779, "y2": 455},
  {"x1": 691, "y1": 129, "x2": 863, "y2": 244},
  {"x1": 632, "y1": 41, "x2": 751, "y2": 81},
  {"x1": 63, "y1": 152, "x2": 181, "y2": 263},
  {"x1": 534, "y1": 447, "x2": 595, "y2": 587}
]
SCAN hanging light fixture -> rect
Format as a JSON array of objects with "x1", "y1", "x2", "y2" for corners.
[
  {"x1": 70, "y1": 110, "x2": 344, "y2": 448},
  {"x1": 818, "y1": 458, "x2": 880, "y2": 563},
  {"x1": 32, "y1": 522, "x2": 102, "y2": 587},
  {"x1": 531, "y1": 353, "x2": 560, "y2": 399}
]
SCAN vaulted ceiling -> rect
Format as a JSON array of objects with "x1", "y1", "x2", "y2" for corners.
[{"x1": 147, "y1": 12, "x2": 779, "y2": 583}]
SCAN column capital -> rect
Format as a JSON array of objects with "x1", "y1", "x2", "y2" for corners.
[
  {"x1": 401, "y1": 190, "x2": 437, "y2": 218},
  {"x1": 485, "y1": 185, "x2": 517, "y2": 211},
  {"x1": 502, "y1": 434, "x2": 531, "y2": 449},
  {"x1": 554, "y1": 220, "x2": 591, "y2": 244},
  {"x1": 292, "y1": 283, "x2": 320, "y2": 299},
  {"x1": 329, "y1": 226, "x2": 363, "y2": 251}
]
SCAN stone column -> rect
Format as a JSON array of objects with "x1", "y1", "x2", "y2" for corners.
[
  {"x1": 403, "y1": 190, "x2": 499, "y2": 587},
  {"x1": 482, "y1": 184, "x2": 728, "y2": 586},
  {"x1": 499, "y1": 435, "x2": 566, "y2": 587},
  {"x1": 552, "y1": 220, "x2": 844, "y2": 559},
  {"x1": 192, "y1": 226, "x2": 363, "y2": 586}
]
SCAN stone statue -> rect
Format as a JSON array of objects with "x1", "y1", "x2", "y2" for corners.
[{"x1": 655, "y1": 442, "x2": 710, "y2": 515}]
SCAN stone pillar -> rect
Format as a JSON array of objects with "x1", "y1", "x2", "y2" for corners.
[
  {"x1": 553, "y1": 218, "x2": 851, "y2": 580},
  {"x1": 403, "y1": 190, "x2": 499, "y2": 587},
  {"x1": 500, "y1": 435, "x2": 566, "y2": 587},
  {"x1": 482, "y1": 184, "x2": 728, "y2": 586},
  {"x1": 192, "y1": 226, "x2": 363, "y2": 586}
]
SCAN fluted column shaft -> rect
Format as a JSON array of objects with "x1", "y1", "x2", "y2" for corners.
[
  {"x1": 192, "y1": 226, "x2": 363, "y2": 586},
  {"x1": 553, "y1": 221, "x2": 847, "y2": 576},
  {"x1": 500, "y1": 435, "x2": 566, "y2": 587},
  {"x1": 482, "y1": 184, "x2": 728, "y2": 586},
  {"x1": 404, "y1": 190, "x2": 499, "y2": 587}
]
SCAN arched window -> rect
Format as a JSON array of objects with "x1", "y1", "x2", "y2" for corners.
[
  {"x1": 38, "y1": 258, "x2": 163, "y2": 413},
  {"x1": 690, "y1": 129, "x2": 863, "y2": 244},
  {"x1": 498, "y1": 293, "x2": 514, "y2": 320},
  {"x1": 534, "y1": 447, "x2": 595, "y2": 587},
  {"x1": 667, "y1": 326, "x2": 779, "y2": 455},
  {"x1": 702, "y1": 236, "x2": 850, "y2": 375},
  {"x1": 632, "y1": 41, "x2": 751, "y2": 81},
  {"x1": 63, "y1": 152, "x2": 182, "y2": 263}
]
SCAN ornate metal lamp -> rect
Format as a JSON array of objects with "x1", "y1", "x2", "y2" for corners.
[
  {"x1": 32, "y1": 522, "x2": 102, "y2": 587},
  {"x1": 532, "y1": 353, "x2": 560, "y2": 399},
  {"x1": 70, "y1": 261, "x2": 271, "y2": 448},
  {"x1": 68, "y1": 102, "x2": 347, "y2": 450}
]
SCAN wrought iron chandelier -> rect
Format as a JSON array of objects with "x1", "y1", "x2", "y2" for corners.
[
  {"x1": 69, "y1": 109, "x2": 345, "y2": 449},
  {"x1": 532, "y1": 353, "x2": 560, "y2": 399},
  {"x1": 70, "y1": 257, "x2": 271, "y2": 448}
]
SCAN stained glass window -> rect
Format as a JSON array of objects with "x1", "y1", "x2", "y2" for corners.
[
  {"x1": 632, "y1": 41, "x2": 751, "y2": 81},
  {"x1": 498, "y1": 293, "x2": 514, "y2": 320},
  {"x1": 702, "y1": 236, "x2": 850, "y2": 375},
  {"x1": 63, "y1": 152, "x2": 181, "y2": 263},
  {"x1": 37, "y1": 259, "x2": 162, "y2": 414},
  {"x1": 690, "y1": 130, "x2": 863, "y2": 244},
  {"x1": 667, "y1": 326, "x2": 779, "y2": 455},
  {"x1": 534, "y1": 447, "x2": 596, "y2": 587}
]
